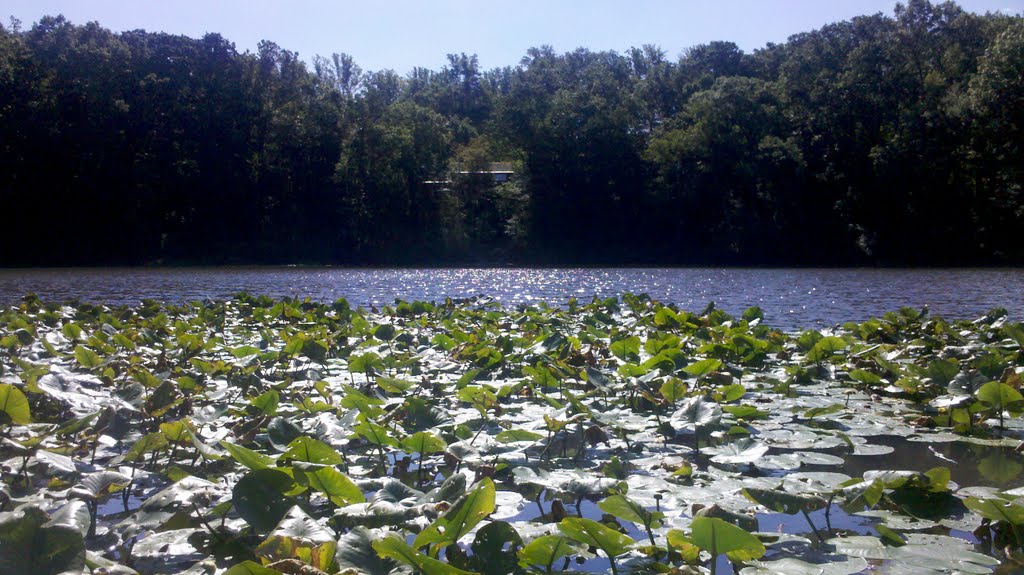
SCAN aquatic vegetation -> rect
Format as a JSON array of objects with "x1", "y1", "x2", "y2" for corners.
[{"x1": 1, "y1": 293, "x2": 1023, "y2": 574}]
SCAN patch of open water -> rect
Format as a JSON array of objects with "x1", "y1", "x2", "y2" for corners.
[
  {"x1": 2, "y1": 267, "x2": 1023, "y2": 331},
  {"x1": 494, "y1": 431, "x2": 1024, "y2": 574}
]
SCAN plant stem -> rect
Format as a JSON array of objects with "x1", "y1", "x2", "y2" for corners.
[
  {"x1": 470, "y1": 416, "x2": 488, "y2": 446},
  {"x1": 123, "y1": 464, "x2": 137, "y2": 513},
  {"x1": 545, "y1": 549, "x2": 557, "y2": 574},
  {"x1": 191, "y1": 500, "x2": 223, "y2": 542},
  {"x1": 825, "y1": 494, "x2": 836, "y2": 535},
  {"x1": 87, "y1": 499, "x2": 97, "y2": 538},
  {"x1": 574, "y1": 422, "x2": 585, "y2": 461},
  {"x1": 802, "y1": 508, "x2": 825, "y2": 542},
  {"x1": 540, "y1": 429, "x2": 553, "y2": 461},
  {"x1": 710, "y1": 521, "x2": 717, "y2": 575}
]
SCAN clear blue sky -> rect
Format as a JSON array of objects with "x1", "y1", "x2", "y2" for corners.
[{"x1": 5, "y1": 1, "x2": 1023, "y2": 73}]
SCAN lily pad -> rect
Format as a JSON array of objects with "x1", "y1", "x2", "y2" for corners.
[
  {"x1": 232, "y1": 469, "x2": 299, "y2": 532},
  {"x1": 0, "y1": 506, "x2": 85, "y2": 575}
]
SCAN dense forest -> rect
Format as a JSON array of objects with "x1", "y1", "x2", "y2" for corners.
[{"x1": 0, "y1": 0, "x2": 1022, "y2": 266}]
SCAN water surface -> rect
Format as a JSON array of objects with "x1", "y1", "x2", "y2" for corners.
[{"x1": 1, "y1": 267, "x2": 1021, "y2": 331}]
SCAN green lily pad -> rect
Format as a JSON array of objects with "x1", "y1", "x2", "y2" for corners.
[
  {"x1": 414, "y1": 478, "x2": 496, "y2": 550},
  {"x1": 518, "y1": 534, "x2": 581, "y2": 571},
  {"x1": 373, "y1": 535, "x2": 475, "y2": 575},
  {"x1": 558, "y1": 517, "x2": 635, "y2": 559},
  {"x1": 598, "y1": 494, "x2": 664, "y2": 530},
  {"x1": 0, "y1": 384, "x2": 31, "y2": 425},
  {"x1": 336, "y1": 527, "x2": 398, "y2": 575},
  {"x1": 255, "y1": 505, "x2": 337, "y2": 571},
  {"x1": 232, "y1": 469, "x2": 300, "y2": 532},
  {"x1": 689, "y1": 516, "x2": 766, "y2": 562},
  {"x1": 0, "y1": 506, "x2": 85, "y2": 575}
]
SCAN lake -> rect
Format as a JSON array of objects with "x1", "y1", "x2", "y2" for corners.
[{"x1": 1, "y1": 267, "x2": 1022, "y2": 331}]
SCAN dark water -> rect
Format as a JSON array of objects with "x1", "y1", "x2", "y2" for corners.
[{"x1": 1, "y1": 267, "x2": 1022, "y2": 331}]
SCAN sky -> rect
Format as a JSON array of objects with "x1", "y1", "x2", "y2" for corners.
[{"x1": 5, "y1": 0, "x2": 1023, "y2": 74}]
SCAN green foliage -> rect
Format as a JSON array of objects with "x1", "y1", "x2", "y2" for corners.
[
  {"x1": 221, "y1": 441, "x2": 276, "y2": 470},
  {"x1": 232, "y1": 469, "x2": 300, "y2": 533},
  {"x1": 598, "y1": 494, "x2": 664, "y2": 531},
  {"x1": 518, "y1": 535, "x2": 578, "y2": 572},
  {"x1": 742, "y1": 487, "x2": 827, "y2": 515},
  {"x1": 976, "y1": 381, "x2": 1024, "y2": 413},
  {"x1": 255, "y1": 506, "x2": 337, "y2": 570},
  {"x1": 336, "y1": 527, "x2": 399, "y2": 575},
  {"x1": 806, "y1": 337, "x2": 847, "y2": 363},
  {"x1": 414, "y1": 478, "x2": 496, "y2": 551},
  {"x1": 495, "y1": 429, "x2": 544, "y2": 443},
  {"x1": 0, "y1": 384, "x2": 30, "y2": 425},
  {"x1": 299, "y1": 466, "x2": 364, "y2": 507},
  {"x1": 2, "y1": 294, "x2": 1024, "y2": 575},
  {"x1": 660, "y1": 378, "x2": 688, "y2": 404},
  {"x1": 4, "y1": 9, "x2": 1023, "y2": 266},
  {"x1": 400, "y1": 431, "x2": 448, "y2": 455},
  {"x1": 688, "y1": 516, "x2": 766, "y2": 563},
  {"x1": 282, "y1": 437, "x2": 344, "y2": 465},
  {"x1": 70, "y1": 470, "x2": 131, "y2": 501},
  {"x1": 124, "y1": 431, "x2": 168, "y2": 462},
  {"x1": 353, "y1": 419, "x2": 399, "y2": 448},
  {"x1": 0, "y1": 507, "x2": 86, "y2": 575},
  {"x1": 374, "y1": 536, "x2": 475, "y2": 575},
  {"x1": 349, "y1": 353, "x2": 384, "y2": 375},
  {"x1": 803, "y1": 404, "x2": 845, "y2": 419},
  {"x1": 74, "y1": 346, "x2": 103, "y2": 369},
  {"x1": 224, "y1": 562, "x2": 284, "y2": 575},
  {"x1": 249, "y1": 389, "x2": 280, "y2": 416},
  {"x1": 610, "y1": 336, "x2": 641, "y2": 361},
  {"x1": 558, "y1": 517, "x2": 634, "y2": 571},
  {"x1": 964, "y1": 496, "x2": 1024, "y2": 526},
  {"x1": 682, "y1": 358, "x2": 723, "y2": 377},
  {"x1": 927, "y1": 358, "x2": 959, "y2": 387}
]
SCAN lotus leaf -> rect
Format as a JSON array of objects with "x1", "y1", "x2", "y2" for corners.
[
  {"x1": 683, "y1": 358, "x2": 724, "y2": 377},
  {"x1": 415, "y1": 477, "x2": 496, "y2": 550},
  {"x1": 373, "y1": 535, "x2": 475, "y2": 575},
  {"x1": 689, "y1": 516, "x2": 766, "y2": 563},
  {"x1": 0, "y1": 294, "x2": 1023, "y2": 575},
  {"x1": 336, "y1": 527, "x2": 398, "y2": 575},
  {"x1": 0, "y1": 506, "x2": 85, "y2": 575},
  {"x1": 518, "y1": 534, "x2": 580, "y2": 572},
  {"x1": 255, "y1": 505, "x2": 337, "y2": 570},
  {"x1": 558, "y1": 517, "x2": 634, "y2": 574},
  {"x1": 0, "y1": 384, "x2": 30, "y2": 425},
  {"x1": 232, "y1": 469, "x2": 300, "y2": 532},
  {"x1": 298, "y1": 465, "x2": 364, "y2": 507},
  {"x1": 707, "y1": 439, "x2": 770, "y2": 464},
  {"x1": 282, "y1": 436, "x2": 344, "y2": 465}
]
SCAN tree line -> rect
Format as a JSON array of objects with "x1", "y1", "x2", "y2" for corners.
[{"x1": 0, "y1": 0, "x2": 1022, "y2": 266}]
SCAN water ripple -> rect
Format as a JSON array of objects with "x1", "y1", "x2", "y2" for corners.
[{"x1": 1, "y1": 267, "x2": 1021, "y2": 331}]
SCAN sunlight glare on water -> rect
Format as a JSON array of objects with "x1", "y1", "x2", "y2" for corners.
[{"x1": 1, "y1": 267, "x2": 1022, "y2": 331}]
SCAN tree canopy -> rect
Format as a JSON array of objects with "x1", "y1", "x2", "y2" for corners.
[{"x1": 1, "y1": 1, "x2": 1021, "y2": 266}]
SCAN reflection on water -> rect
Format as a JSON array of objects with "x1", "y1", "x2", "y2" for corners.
[
  {"x1": 0, "y1": 267, "x2": 1022, "y2": 331},
  {"x1": 844, "y1": 437, "x2": 1024, "y2": 489}
]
